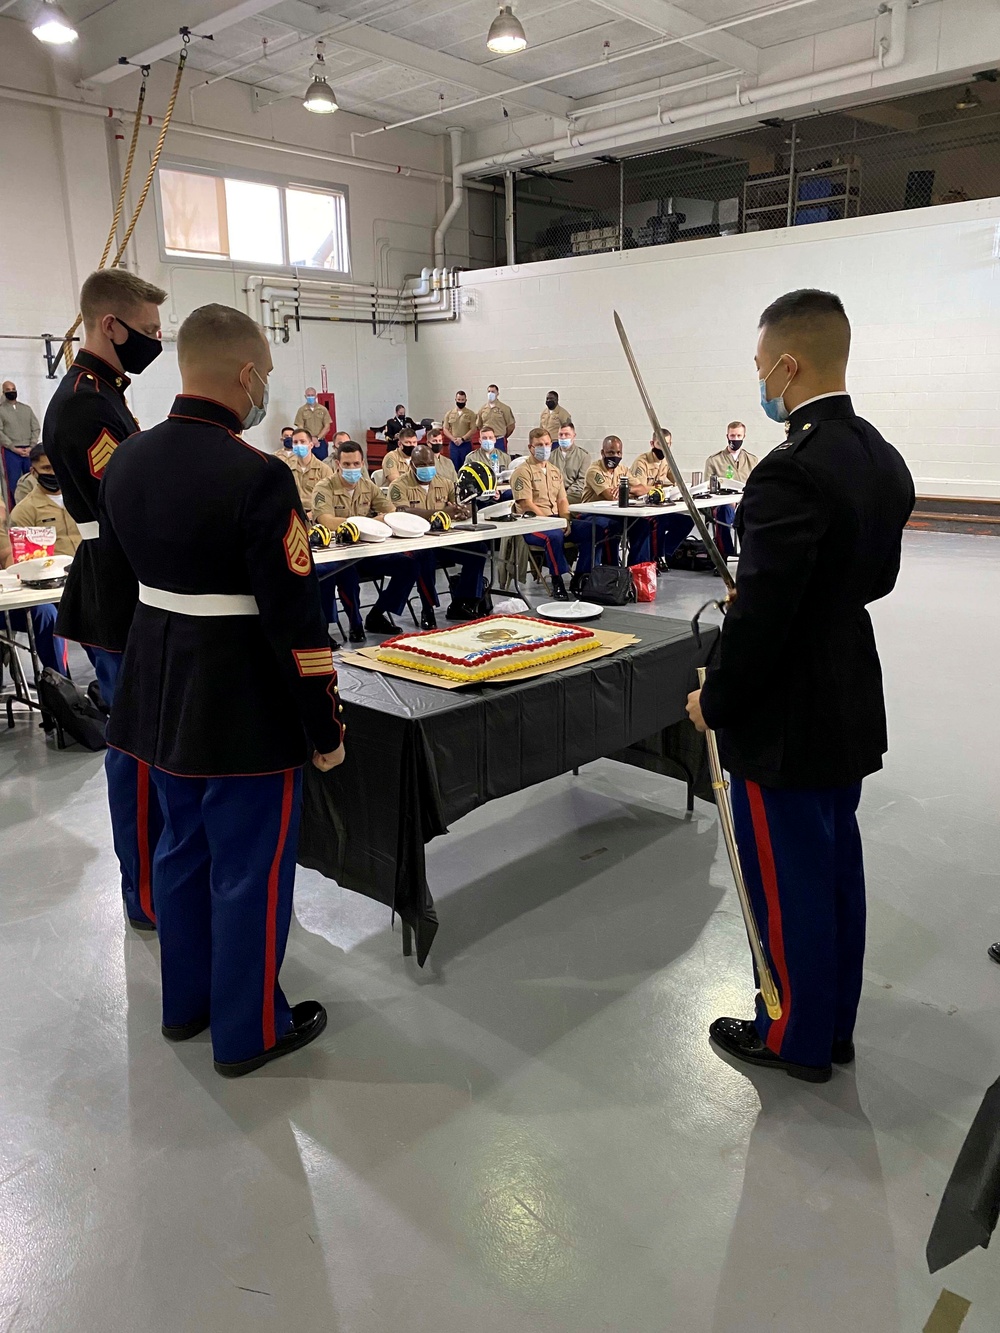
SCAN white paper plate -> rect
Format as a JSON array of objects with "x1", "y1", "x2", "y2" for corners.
[
  {"x1": 383, "y1": 511, "x2": 430, "y2": 538},
  {"x1": 354, "y1": 516, "x2": 392, "y2": 543},
  {"x1": 536, "y1": 600, "x2": 603, "y2": 621}
]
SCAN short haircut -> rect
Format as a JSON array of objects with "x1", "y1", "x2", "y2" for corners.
[
  {"x1": 479, "y1": 423, "x2": 496, "y2": 435},
  {"x1": 487, "y1": 383, "x2": 499, "y2": 392},
  {"x1": 560, "y1": 421, "x2": 575, "y2": 431},
  {"x1": 395, "y1": 403, "x2": 406, "y2": 412},
  {"x1": 29, "y1": 444, "x2": 47, "y2": 463},
  {"x1": 528, "y1": 427, "x2": 551, "y2": 445},
  {"x1": 456, "y1": 389, "x2": 467, "y2": 396},
  {"x1": 758, "y1": 288, "x2": 851, "y2": 361},
  {"x1": 397, "y1": 427, "x2": 418, "y2": 443},
  {"x1": 602, "y1": 435, "x2": 623, "y2": 450},
  {"x1": 427, "y1": 427, "x2": 443, "y2": 438},
  {"x1": 80, "y1": 269, "x2": 167, "y2": 332},
  {"x1": 333, "y1": 431, "x2": 351, "y2": 443},
  {"x1": 291, "y1": 428, "x2": 311, "y2": 441},
  {"x1": 281, "y1": 425, "x2": 295, "y2": 435},
  {"x1": 727, "y1": 420, "x2": 746, "y2": 432},
  {"x1": 548, "y1": 389, "x2": 558, "y2": 398},
  {"x1": 177, "y1": 303, "x2": 267, "y2": 374},
  {"x1": 338, "y1": 439, "x2": 363, "y2": 458}
]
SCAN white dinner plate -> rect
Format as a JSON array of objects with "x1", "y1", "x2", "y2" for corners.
[{"x1": 536, "y1": 600, "x2": 604, "y2": 621}]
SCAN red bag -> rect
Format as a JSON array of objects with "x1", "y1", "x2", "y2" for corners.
[
  {"x1": 629, "y1": 561, "x2": 657, "y2": 602},
  {"x1": 9, "y1": 526, "x2": 56, "y2": 564}
]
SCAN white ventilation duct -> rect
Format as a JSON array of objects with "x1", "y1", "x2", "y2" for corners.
[{"x1": 434, "y1": 127, "x2": 465, "y2": 268}]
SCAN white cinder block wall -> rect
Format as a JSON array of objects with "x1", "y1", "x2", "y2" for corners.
[{"x1": 407, "y1": 198, "x2": 1000, "y2": 500}]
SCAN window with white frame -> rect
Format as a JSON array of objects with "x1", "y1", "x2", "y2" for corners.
[{"x1": 158, "y1": 165, "x2": 350, "y2": 273}]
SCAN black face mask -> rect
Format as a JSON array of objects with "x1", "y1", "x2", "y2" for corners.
[
  {"x1": 281, "y1": 436, "x2": 294, "y2": 449},
  {"x1": 652, "y1": 445, "x2": 665, "y2": 459},
  {"x1": 4, "y1": 391, "x2": 16, "y2": 402},
  {"x1": 401, "y1": 444, "x2": 415, "y2": 457},
  {"x1": 727, "y1": 438, "x2": 742, "y2": 449},
  {"x1": 113, "y1": 318, "x2": 162, "y2": 375},
  {"x1": 36, "y1": 472, "x2": 61, "y2": 493},
  {"x1": 430, "y1": 441, "x2": 442, "y2": 453},
  {"x1": 545, "y1": 396, "x2": 557, "y2": 409},
  {"x1": 604, "y1": 455, "x2": 622, "y2": 469},
  {"x1": 456, "y1": 399, "x2": 466, "y2": 409}
]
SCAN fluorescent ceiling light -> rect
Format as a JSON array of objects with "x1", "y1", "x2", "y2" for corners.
[
  {"x1": 487, "y1": 5, "x2": 527, "y2": 55},
  {"x1": 32, "y1": 1, "x2": 78, "y2": 45}
]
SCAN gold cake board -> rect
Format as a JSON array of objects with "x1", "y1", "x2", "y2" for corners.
[{"x1": 339, "y1": 628, "x2": 640, "y2": 691}]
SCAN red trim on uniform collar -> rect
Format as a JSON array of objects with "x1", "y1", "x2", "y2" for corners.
[
  {"x1": 72, "y1": 349, "x2": 131, "y2": 395},
  {"x1": 168, "y1": 395, "x2": 244, "y2": 434}
]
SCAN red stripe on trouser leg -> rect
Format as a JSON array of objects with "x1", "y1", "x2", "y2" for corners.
[
  {"x1": 262, "y1": 770, "x2": 295, "y2": 1050},
  {"x1": 136, "y1": 761, "x2": 156, "y2": 923},
  {"x1": 542, "y1": 536, "x2": 559, "y2": 573},
  {"x1": 745, "y1": 780, "x2": 791, "y2": 1054}
]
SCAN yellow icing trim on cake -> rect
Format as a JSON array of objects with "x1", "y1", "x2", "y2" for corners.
[{"x1": 376, "y1": 638, "x2": 597, "y2": 681}]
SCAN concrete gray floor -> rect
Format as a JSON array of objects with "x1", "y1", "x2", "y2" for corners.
[{"x1": 1, "y1": 530, "x2": 998, "y2": 1332}]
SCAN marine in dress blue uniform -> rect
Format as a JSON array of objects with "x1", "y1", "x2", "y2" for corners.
[
  {"x1": 42, "y1": 270, "x2": 169, "y2": 930},
  {"x1": 693, "y1": 289, "x2": 914, "y2": 1082},
  {"x1": 99, "y1": 303, "x2": 344, "y2": 1076}
]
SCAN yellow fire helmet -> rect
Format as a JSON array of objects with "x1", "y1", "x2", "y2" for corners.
[
  {"x1": 457, "y1": 455, "x2": 497, "y2": 500},
  {"x1": 429, "y1": 510, "x2": 452, "y2": 533},
  {"x1": 334, "y1": 520, "x2": 361, "y2": 545},
  {"x1": 309, "y1": 523, "x2": 334, "y2": 550}
]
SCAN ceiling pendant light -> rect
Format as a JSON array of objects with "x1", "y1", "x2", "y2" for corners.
[
  {"x1": 487, "y1": 4, "x2": 527, "y2": 55},
  {"x1": 32, "y1": 1, "x2": 79, "y2": 45},
  {"x1": 303, "y1": 42, "x2": 338, "y2": 115}
]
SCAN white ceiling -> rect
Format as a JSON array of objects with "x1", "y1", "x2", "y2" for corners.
[{"x1": 2, "y1": 0, "x2": 896, "y2": 134}]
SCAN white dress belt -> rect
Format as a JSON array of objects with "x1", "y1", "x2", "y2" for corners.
[
  {"x1": 77, "y1": 521, "x2": 100, "y2": 540},
  {"x1": 138, "y1": 584, "x2": 260, "y2": 617}
]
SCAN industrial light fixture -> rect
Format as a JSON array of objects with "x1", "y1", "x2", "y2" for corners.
[
  {"x1": 486, "y1": 4, "x2": 527, "y2": 55},
  {"x1": 303, "y1": 42, "x2": 338, "y2": 115},
  {"x1": 32, "y1": 1, "x2": 79, "y2": 45},
  {"x1": 955, "y1": 85, "x2": 981, "y2": 110}
]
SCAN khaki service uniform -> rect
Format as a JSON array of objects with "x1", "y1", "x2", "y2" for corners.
[
  {"x1": 553, "y1": 443, "x2": 590, "y2": 503},
  {"x1": 293, "y1": 402, "x2": 333, "y2": 439},
  {"x1": 432, "y1": 452, "x2": 458, "y2": 486},
  {"x1": 442, "y1": 406, "x2": 476, "y2": 443},
  {"x1": 312, "y1": 473, "x2": 394, "y2": 525},
  {"x1": 630, "y1": 450, "x2": 675, "y2": 489},
  {"x1": 9, "y1": 487, "x2": 82, "y2": 557},
  {"x1": 389, "y1": 472, "x2": 486, "y2": 610},
  {"x1": 512, "y1": 459, "x2": 585, "y2": 579},
  {"x1": 476, "y1": 398, "x2": 515, "y2": 443},
  {"x1": 280, "y1": 453, "x2": 334, "y2": 519},
  {"x1": 581, "y1": 459, "x2": 629, "y2": 504},
  {"x1": 629, "y1": 452, "x2": 693, "y2": 565},
  {"x1": 539, "y1": 404, "x2": 571, "y2": 437},
  {"x1": 382, "y1": 450, "x2": 413, "y2": 486},
  {"x1": 705, "y1": 446, "x2": 759, "y2": 482},
  {"x1": 388, "y1": 473, "x2": 456, "y2": 513}
]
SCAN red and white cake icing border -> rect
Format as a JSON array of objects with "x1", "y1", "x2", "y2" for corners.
[{"x1": 379, "y1": 614, "x2": 595, "y2": 667}]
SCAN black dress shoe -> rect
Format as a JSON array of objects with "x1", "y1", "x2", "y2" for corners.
[
  {"x1": 420, "y1": 610, "x2": 438, "y2": 630},
  {"x1": 656, "y1": 557, "x2": 671, "y2": 574},
  {"x1": 832, "y1": 1039, "x2": 855, "y2": 1065},
  {"x1": 551, "y1": 575, "x2": 570, "y2": 601},
  {"x1": 364, "y1": 610, "x2": 397, "y2": 635},
  {"x1": 214, "y1": 1001, "x2": 328, "y2": 1078},
  {"x1": 709, "y1": 1017, "x2": 832, "y2": 1083},
  {"x1": 128, "y1": 916, "x2": 157, "y2": 933},
  {"x1": 162, "y1": 1015, "x2": 210, "y2": 1042},
  {"x1": 445, "y1": 600, "x2": 475, "y2": 621},
  {"x1": 569, "y1": 573, "x2": 585, "y2": 597},
  {"x1": 989, "y1": 942, "x2": 1000, "y2": 965},
  {"x1": 347, "y1": 625, "x2": 366, "y2": 644}
]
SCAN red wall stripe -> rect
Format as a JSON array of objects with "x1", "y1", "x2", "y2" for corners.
[
  {"x1": 746, "y1": 780, "x2": 791, "y2": 1054},
  {"x1": 262, "y1": 770, "x2": 295, "y2": 1050}
]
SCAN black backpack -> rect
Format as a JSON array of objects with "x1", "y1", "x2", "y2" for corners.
[
  {"x1": 577, "y1": 566, "x2": 636, "y2": 605},
  {"x1": 37, "y1": 669, "x2": 108, "y2": 751}
]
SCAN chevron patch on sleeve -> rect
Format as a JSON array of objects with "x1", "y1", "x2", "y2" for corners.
[
  {"x1": 88, "y1": 429, "x2": 119, "y2": 479},
  {"x1": 293, "y1": 647, "x2": 335, "y2": 677},
  {"x1": 283, "y1": 511, "x2": 312, "y2": 576}
]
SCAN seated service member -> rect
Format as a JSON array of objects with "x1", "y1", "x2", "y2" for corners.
[
  {"x1": 279, "y1": 426, "x2": 295, "y2": 452},
  {"x1": 539, "y1": 390, "x2": 571, "y2": 438},
  {"x1": 311, "y1": 441, "x2": 409, "y2": 644},
  {"x1": 512, "y1": 428, "x2": 589, "y2": 601},
  {"x1": 705, "y1": 421, "x2": 759, "y2": 557},
  {"x1": 385, "y1": 403, "x2": 417, "y2": 443},
  {"x1": 388, "y1": 444, "x2": 485, "y2": 625},
  {"x1": 99, "y1": 303, "x2": 345, "y2": 1078},
  {"x1": 425, "y1": 426, "x2": 457, "y2": 486},
  {"x1": 552, "y1": 422, "x2": 589, "y2": 504},
  {"x1": 629, "y1": 430, "x2": 694, "y2": 571},
  {"x1": 579, "y1": 434, "x2": 636, "y2": 573},
  {"x1": 329, "y1": 430, "x2": 351, "y2": 466},
  {"x1": 9, "y1": 445, "x2": 82, "y2": 556},
  {"x1": 282, "y1": 429, "x2": 334, "y2": 520},
  {"x1": 0, "y1": 503, "x2": 68, "y2": 675},
  {"x1": 382, "y1": 426, "x2": 419, "y2": 486},
  {"x1": 442, "y1": 389, "x2": 476, "y2": 470}
]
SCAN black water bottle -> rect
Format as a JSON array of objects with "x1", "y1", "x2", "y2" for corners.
[{"x1": 618, "y1": 476, "x2": 630, "y2": 508}]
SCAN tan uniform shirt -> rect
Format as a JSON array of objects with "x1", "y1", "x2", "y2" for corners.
[
  {"x1": 582, "y1": 459, "x2": 630, "y2": 504},
  {"x1": 704, "y1": 447, "x2": 759, "y2": 482},
  {"x1": 381, "y1": 450, "x2": 414, "y2": 486},
  {"x1": 312, "y1": 473, "x2": 394, "y2": 525},
  {"x1": 475, "y1": 399, "x2": 515, "y2": 440},
  {"x1": 9, "y1": 487, "x2": 82, "y2": 556},
  {"x1": 442, "y1": 406, "x2": 476, "y2": 443},
  {"x1": 539, "y1": 404, "x2": 571, "y2": 436},
  {"x1": 13, "y1": 472, "x2": 35, "y2": 505},
  {"x1": 630, "y1": 449, "x2": 676, "y2": 488},
  {"x1": 466, "y1": 444, "x2": 511, "y2": 477},
  {"x1": 388, "y1": 473, "x2": 456, "y2": 513},
  {"x1": 0, "y1": 399, "x2": 40, "y2": 451},
  {"x1": 293, "y1": 403, "x2": 333, "y2": 439},
  {"x1": 552, "y1": 443, "x2": 590, "y2": 503},
  {"x1": 280, "y1": 453, "x2": 335, "y2": 517},
  {"x1": 512, "y1": 459, "x2": 567, "y2": 517},
  {"x1": 432, "y1": 453, "x2": 458, "y2": 486}
]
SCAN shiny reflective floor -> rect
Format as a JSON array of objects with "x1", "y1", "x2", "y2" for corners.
[{"x1": 1, "y1": 530, "x2": 998, "y2": 1332}]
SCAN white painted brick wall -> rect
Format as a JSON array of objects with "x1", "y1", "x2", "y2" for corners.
[{"x1": 407, "y1": 198, "x2": 1000, "y2": 499}]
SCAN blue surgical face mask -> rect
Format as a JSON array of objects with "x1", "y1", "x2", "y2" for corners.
[
  {"x1": 415, "y1": 465, "x2": 436, "y2": 484},
  {"x1": 341, "y1": 466, "x2": 363, "y2": 484},
  {"x1": 480, "y1": 439, "x2": 495, "y2": 452},
  {"x1": 759, "y1": 356, "x2": 795, "y2": 424},
  {"x1": 487, "y1": 390, "x2": 497, "y2": 402},
  {"x1": 532, "y1": 445, "x2": 551, "y2": 463},
  {"x1": 558, "y1": 437, "x2": 572, "y2": 450},
  {"x1": 293, "y1": 443, "x2": 310, "y2": 459},
  {"x1": 241, "y1": 367, "x2": 269, "y2": 431},
  {"x1": 305, "y1": 394, "x2": 317, "y2": 405}
]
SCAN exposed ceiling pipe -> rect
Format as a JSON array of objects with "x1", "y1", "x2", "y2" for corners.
[
  {"x1": 432, "y1": 0, "x2": 909, "y2": 260},
  {"x1": 567, "y1": 68, "x2": 740, "y2": 121},
  {"x1": 433, "y1": 127, "x2": 465, "y2": 269},
  {"x1": 0, "y1": 84, "x2": 446, "y2": 184}
]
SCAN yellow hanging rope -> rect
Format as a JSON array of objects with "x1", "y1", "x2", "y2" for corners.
[{"x1": 62, "y1": 44, "x2": 188, "y2": 369}]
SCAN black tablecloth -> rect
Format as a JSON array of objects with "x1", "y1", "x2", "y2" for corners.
[{"x1": 298, "y1": 610, "x2": 719, "y2": 963}]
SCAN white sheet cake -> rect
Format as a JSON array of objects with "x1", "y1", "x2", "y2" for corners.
[{"x1": 375, "y1": 614, "x2": 598, "y2": 682}]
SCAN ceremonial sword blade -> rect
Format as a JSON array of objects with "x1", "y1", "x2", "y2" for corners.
[{"x1": 613, "y1": 311, "x2": 736, "y2": 591}]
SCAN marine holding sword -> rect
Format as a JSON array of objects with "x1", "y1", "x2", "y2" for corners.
[{"x1": 682, "y1": 289, "x2": 915, "y2": 1082}]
